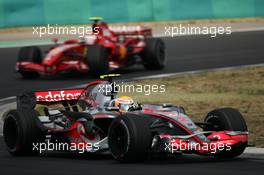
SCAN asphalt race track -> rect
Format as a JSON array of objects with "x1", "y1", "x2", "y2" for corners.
[
  {"x1": 0, "y1": 137, "x2": 263, "y2": 175},
  {"x1": 0, "y1": 31, "x2": 264, "y2": 174},
  {"x1": 0, "y1": 31, "x2": 264, "y2": 98}
]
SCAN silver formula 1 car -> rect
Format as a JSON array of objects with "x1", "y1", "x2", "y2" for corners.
[{"x1": 3, "y1": 74, "x2": 248, "y2": 162}]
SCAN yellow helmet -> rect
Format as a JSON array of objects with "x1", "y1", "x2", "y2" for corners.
[{"x1": 115, "y1": 96, "x2": 134, "y2": 112}]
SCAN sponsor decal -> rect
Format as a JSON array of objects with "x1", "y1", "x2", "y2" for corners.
[{"x1": 35, "y1": 89, "x2": 83, "y2": 102}]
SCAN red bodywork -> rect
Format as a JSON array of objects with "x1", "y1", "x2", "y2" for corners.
[{"x1": 16, "y1": 22, "x2": 152, "y2": 75}]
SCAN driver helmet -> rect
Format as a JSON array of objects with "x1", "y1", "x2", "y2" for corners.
[{"x1": 114, "y1": 96, "x2": 134, "y2": 112}]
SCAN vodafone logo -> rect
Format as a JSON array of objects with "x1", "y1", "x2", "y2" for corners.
[{"x1": 35, "y1": 89, "x2": 83, "y2": 102}]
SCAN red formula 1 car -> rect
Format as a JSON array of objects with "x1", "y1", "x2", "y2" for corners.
[
  {"x1": 16, "y1": 17, "x2": 165, "y2": 78},
  {"x1": 3, "y1": 75, "x2": 248, "y2": 162}
]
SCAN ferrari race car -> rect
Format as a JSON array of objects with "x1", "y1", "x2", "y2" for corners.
[
  {"x1": 3, "y1": 75, "x2": 248, "y2": 162},
  {"x1": 16, "y1": 17, "x2": 165, "y2": 78}
]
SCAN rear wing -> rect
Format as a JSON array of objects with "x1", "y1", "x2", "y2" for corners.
[
  {"x1": 16, "y1": 89, "x2": 84, "y2": 110},
  {"x1": 111, "y1": 26, "x2": 152, "y2": 37}
]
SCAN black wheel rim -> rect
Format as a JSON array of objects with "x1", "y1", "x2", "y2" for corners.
[
  {"x1": 206, "y1": 115, "x2": 223, "y2": 131},
  {"x1": 109, "y1": 123, "x2": 129, "y2": 157}
]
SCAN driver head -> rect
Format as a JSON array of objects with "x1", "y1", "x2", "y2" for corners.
[{"x1": 114, "y1": 96, "x2": 134, "y2": 112}]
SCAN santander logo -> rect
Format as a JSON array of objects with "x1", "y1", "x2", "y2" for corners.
[{"x1": 35, "y1": 89, "x2": 83, "y2": 102}]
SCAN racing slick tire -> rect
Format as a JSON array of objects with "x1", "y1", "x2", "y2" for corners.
[
  {"x1": 204, "y1": 108, "x2": 248, "y2": 158},
  {"x1": 108, "y1": 114, "x2": 152, "y2": 162},
  {"x1": 18, "y1": 46, "x2": 42, "y2": 78},
  {"x1": 3, "y1": 110, "x2": 45, "y2": 156},
  {"x1": 86, "y1": 45, "x2": 109, "y2": 75},
  {"x1": 141, "y1": 38, "x2": 165, "y2": 70}
]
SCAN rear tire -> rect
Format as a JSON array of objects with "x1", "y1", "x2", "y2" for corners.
[
  {"x1": 141, "y1": 38, "x2": 165, "y2": 70},
  {"x1": 86, "y1": 45, "x2": 109, "y2": 75},
  {"x1": 3, "y1": 110, "x2": 45, "y2": 156},
  {"x1": 204, "y1": 108, "x2": 248, "y2": 158},
  {"x1": 18, "y1": 46, "x2": 42, "y2": 78},
  {"x1": 108, "y1": 114, "x2": 152, "y2": 162}
]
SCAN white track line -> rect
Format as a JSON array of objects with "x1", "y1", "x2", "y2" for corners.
[
  {"x1": 0, "y1": 64, "x2": 264, "y2": 154},
  {"x1": 0, "y1": 41, "x2": 64, "y2": 49},
  {"x1": 129, "y1": 63, "x2": 264, "y2": 81},
  {"x1": 0, "y1": 96, "x2": 16, "y2": 103},
  {"x1": 0, "y1": 63, "x2": 264, "y2": 103}
]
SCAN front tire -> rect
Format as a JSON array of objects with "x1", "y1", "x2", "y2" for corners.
[
  {"x1": 108, "y1": 114, "x2": 152, "y2": 162},
  {"x1": 17, "y1": 46, "x2": 42, "y2": 78},
  {"x1": 86, "y1": 45, "x2": 109, "y2": 75},
  {"x1": 141, "y1": 38, "x2": 166, "y2": 70},
  {"x1": 204, "y1": 108, "x2": 248, "y2": 158},
  {"x1": 3, "y1": 110, "x2": 45, "y2": 156}
]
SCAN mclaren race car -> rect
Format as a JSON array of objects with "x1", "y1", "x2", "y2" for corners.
[
  {"x1": 3, "y1": 74, "x2": 248, "y2": 162},
  {"x1": 16, "y1": 17, "x2": 165, "y2": 78}
]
